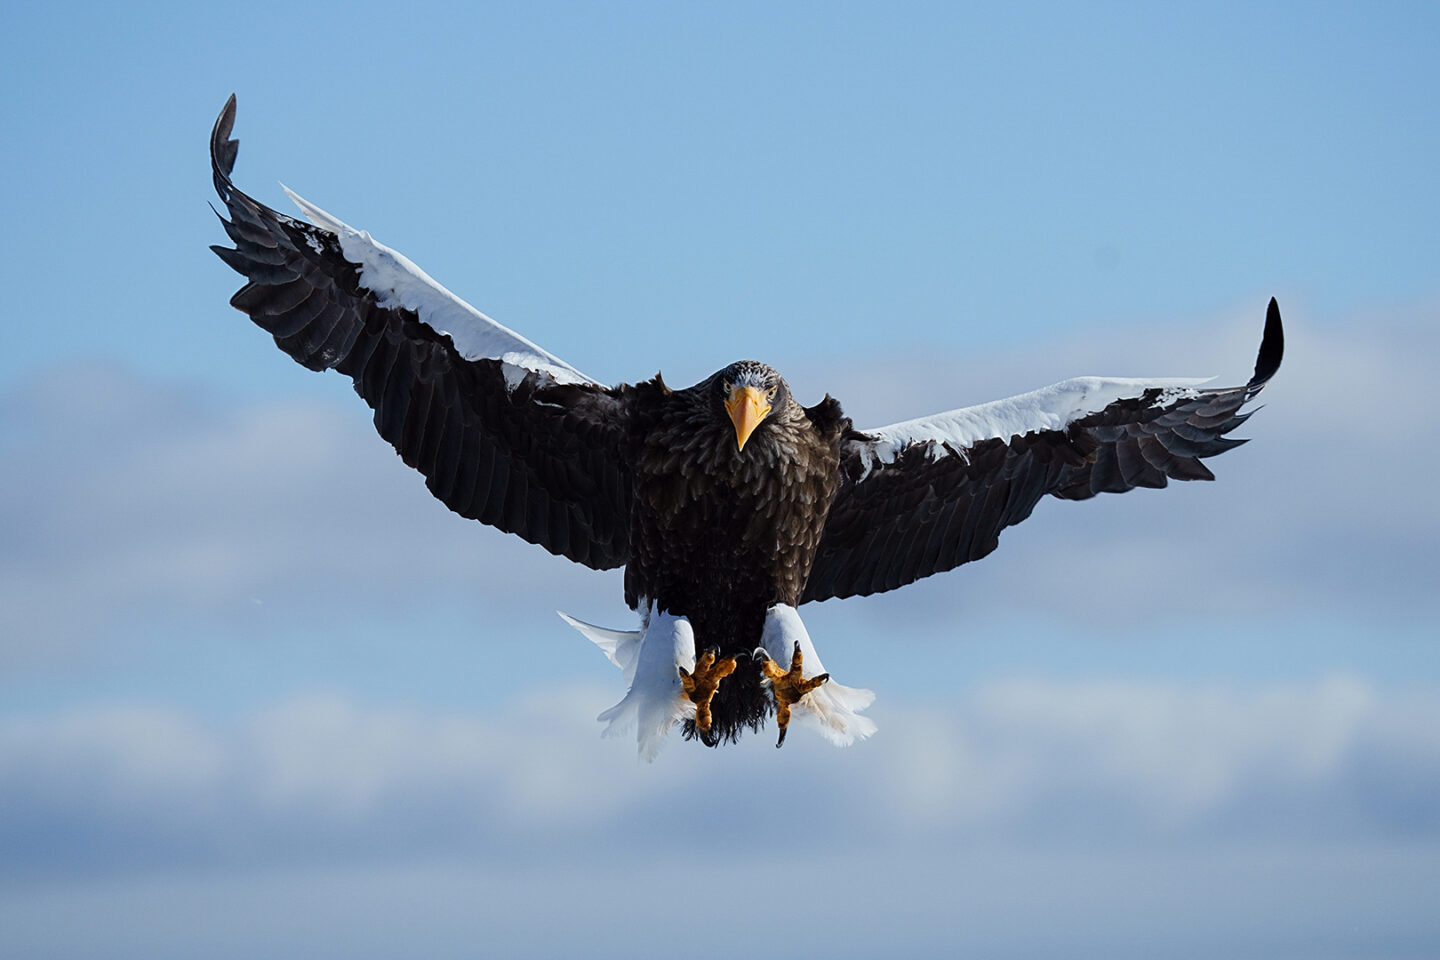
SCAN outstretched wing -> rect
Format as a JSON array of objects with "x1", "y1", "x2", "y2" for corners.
[
  {"x1": 210, "y1": 95, "x2": 631, "y2": 570},
  {"x1": 802, "y1": 300, "x2": 1284, "y2": 602}
]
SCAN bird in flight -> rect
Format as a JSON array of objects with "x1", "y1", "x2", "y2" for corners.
[{"x1": 210, "y1": 96, "x2": 1283, "y2": 758}]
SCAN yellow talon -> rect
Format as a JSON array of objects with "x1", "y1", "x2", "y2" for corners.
[
  {"x1": 759, "y1": 642, "x2": 829, "y2": 747},
  {"x1": 679, "y1": 649, "x2": 738, "y2": 733}
]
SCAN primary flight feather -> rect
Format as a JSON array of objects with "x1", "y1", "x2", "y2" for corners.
[{"x1": 210, "y1": 96, "x2": 1283, "y2": 757}]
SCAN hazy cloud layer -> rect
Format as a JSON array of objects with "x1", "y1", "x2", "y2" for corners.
[
  {"x1": 3, "y1": 301, "x2": 1436, "y2": 670},
  {"x1": 2, "y1": 677, "x2": 1437, "y2": 958},
  {"x1": 792, "y1": 298, "x2": 1440, "y2": 626},
  {"x1": 3, "y1": 675, "x2": 1436, "y2": 876},
  {"x1": 1, "y1": 302, "x2": 1436, "y2": 958},
  {"x1": 0, "y1": 364, "x2": 614, "y2": 666}
]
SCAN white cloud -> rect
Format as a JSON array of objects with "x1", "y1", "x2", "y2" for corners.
[
  {"x1": 0, "y1": 364, "x2": 613, "y2": 666},
  {"x1": 5, "y1": 297, "x2": 1436, "y2": 683},
  {"x1": 2, "y1": 675, "x2": 1435, "y2": 874},
  {"x1": 792, "y1": 296, "x2": 1440, "y2": 625},
  {"x1": 2, "y1": 310, "x2": 1437, "y2": 951},
  {"x1": 2, "y1": 676, "x2": 1438, "y2": 957}
]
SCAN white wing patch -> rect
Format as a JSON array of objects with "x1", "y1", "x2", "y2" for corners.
[
  {"x1": 855, "y1": 376, "x2": 1209, "y2": 477},
  {"x1": 283, "y1": 187, "x2": 598, "y2": 390},
  {"x1": 760, "y1": 605, "x2": 876, "y2": 747}
]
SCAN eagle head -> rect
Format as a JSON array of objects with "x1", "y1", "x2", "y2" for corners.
[{"x1": 716, "y1": 360, "x2": 790, "y2": 452}]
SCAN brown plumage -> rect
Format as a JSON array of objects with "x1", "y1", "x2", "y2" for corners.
[
  {"x1": 209, "y1": 96, "x2": 1283, "y2": 751},
  {"x1": 616, "y1": 363, "x2": 848, "y2": 743}
]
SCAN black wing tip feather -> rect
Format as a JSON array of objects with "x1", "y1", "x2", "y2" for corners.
[
  {"x1": 1250, "y1": 297, "x2": 1284, "y2": 391},
  {"x1": 210, "y1": 94, "x2": 240, "y2": 195}
]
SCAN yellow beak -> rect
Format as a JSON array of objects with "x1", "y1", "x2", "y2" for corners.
[{"x1": 724, "y1": 385, "x2": 772, "y2": 451}]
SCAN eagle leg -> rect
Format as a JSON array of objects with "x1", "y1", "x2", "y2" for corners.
[
  {"x1": 759, "y1": 642, "x2": 830, "y2": 748},
  {"x1": 678, "y1": 648, "x2": 738, "y2": 734}
]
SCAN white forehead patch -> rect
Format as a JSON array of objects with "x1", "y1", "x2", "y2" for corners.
[{"x1": 728, "y1": 362, "x2": 772, "y2": 388}]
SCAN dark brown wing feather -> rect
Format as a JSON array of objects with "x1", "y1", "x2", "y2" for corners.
[
  {"x1": 209, "y1": 96, "x2": 631, "y2": 570},
  {"x1": 802, "y1": 301, "x2": 1283, "y2": 602}
]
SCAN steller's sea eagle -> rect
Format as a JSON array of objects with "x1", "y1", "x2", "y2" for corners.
[{"x1": 209, "y1": 96, "x2": 1283, "y2": 758}]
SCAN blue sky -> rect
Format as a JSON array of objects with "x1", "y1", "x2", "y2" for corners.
[{"x1": 2, "y1": 3, "x2": 1438, "y2": 958}]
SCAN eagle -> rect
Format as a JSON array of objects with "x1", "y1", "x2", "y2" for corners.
[{"x1": 209, "y1": 96, "x2": 1283, "y2": 758}]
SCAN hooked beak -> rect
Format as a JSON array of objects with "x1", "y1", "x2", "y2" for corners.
[{"x1": 724, "y1": 385, "x2": 772, "y2": 451}]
